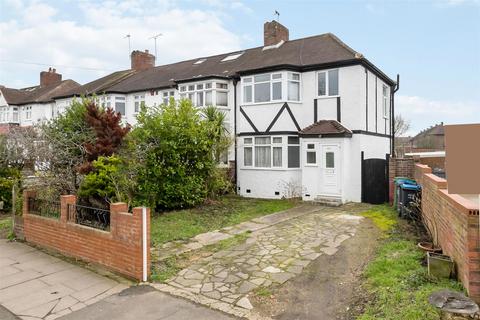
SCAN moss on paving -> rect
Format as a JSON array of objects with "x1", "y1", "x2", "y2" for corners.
[
  {"x1": 151, "y1": 232, "x2": 250, "y2": 283},
  {"x1": 151, "y1": 195, "x2": 296, "y2": 246},
  {"x1": 358, "y1": 205, "x2": 464, "y2": 320}
]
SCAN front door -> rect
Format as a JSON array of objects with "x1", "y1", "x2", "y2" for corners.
[{"x1": 320, "y1": 144, "x2": 340, "y2": 195}]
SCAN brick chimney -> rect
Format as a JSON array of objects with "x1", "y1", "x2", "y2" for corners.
[
  {"x1": 264, "y1": 20, "x2": 289, "y2": 46},
  {"x1": 131, "y1": 50, "x2": 156, "y2": 71},
  {"x1": 40, "y1": 67, "x2": 62, "y2": 87}
]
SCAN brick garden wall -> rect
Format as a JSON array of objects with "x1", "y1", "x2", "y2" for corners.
[
  {"x1": 22, "y1": 191, "x2": 151, "y2": 281},
  {"x1": 388, "y1": 157, "x2": 415, "y2": 203},
  {"x1": 414, "y1": 164, "x2": 480, "y2": 303}
]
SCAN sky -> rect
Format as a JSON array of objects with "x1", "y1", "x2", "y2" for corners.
[{"x1": 0, "y1": 0, "x2": 479, "y2": 135}]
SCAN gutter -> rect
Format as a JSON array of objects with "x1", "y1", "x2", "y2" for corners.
[{"x1": 391, "y1": 74, "x2": 400, "y2": 155}]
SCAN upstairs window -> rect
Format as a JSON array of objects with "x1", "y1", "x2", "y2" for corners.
[
  {"x1": 162, "y1": 91, "x2": 175, "y2": 105},
  {"x1": 383, "y1": 85, "x2": 389, "y2": 118},
  {"x1": 288, "y1": 73, "x2": 300, "y2": 101},
  {"x1": 242, "y1": 72, "x2": 301, "y2": 104},
  {"x1": 180, "y1": 81, "x2": 228, "y2": 107},
  {"x1": 134, "y1": 95, "x2": 145, "y2": 113},
  {"x1": 317, "y1": 69, "x2": 339, "y2": 97}
]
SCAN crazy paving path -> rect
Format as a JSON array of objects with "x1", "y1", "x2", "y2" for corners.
[{"x1": 153, "y1": 203, "x2": 371, "y2": 319}]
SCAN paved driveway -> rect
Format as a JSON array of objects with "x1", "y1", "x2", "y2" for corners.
[{"x1": 0, "y1": 240, "x2": 128, "y2": 320}]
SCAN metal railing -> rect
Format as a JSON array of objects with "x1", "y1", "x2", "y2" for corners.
[
  {"x1": 27, "y1": 198, "x2": 61, "y2": 219},
  {"x1": 67, "y1": 203, "x2": 110, "y2": 231}
]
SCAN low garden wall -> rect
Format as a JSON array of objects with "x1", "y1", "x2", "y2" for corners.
[
  {"x1": 414, "y1": 164, "x2": 480, "y2": 302},
  {"x1": 22, "y1": 190, "x2": 151, "y2": 281}
]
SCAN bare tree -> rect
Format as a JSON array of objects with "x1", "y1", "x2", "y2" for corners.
[{"x1": 394, "y1": 114, "x2": 411, "y2": 137}]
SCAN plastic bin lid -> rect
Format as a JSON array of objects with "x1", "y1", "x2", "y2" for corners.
[
  {"x1": 394, "y1": 177, "x2": 417, "y2": 184},
  {"x1": 400, "y1": 183, "x2": 421, "y2": 190}
]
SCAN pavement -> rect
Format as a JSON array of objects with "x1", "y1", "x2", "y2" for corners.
[
  {"x1": 153, "y1": 203, "x2": 373, "y2": 318},
  {"x1": 0, "y1": 239, "x2": 128, "y2": 320}
]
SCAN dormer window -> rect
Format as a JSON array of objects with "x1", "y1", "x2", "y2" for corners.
[
  {"x1": 221, "y1": 52, "x2": 244, "y2": 62},
  {"x1": 194, "y1": 58, "x2": 206, "y2": 65}
]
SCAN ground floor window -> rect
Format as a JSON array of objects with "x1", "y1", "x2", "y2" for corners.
[
  {"x1": 306, "y1": 143, "x2": 317, "y2": 164},
  {"x1": 243, "y1": 135, "x2": 299, "y2": 168}
]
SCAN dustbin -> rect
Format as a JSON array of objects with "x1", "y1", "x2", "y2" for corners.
[
  {"x1": 399, "y1": 183, "x2": 421, "y2": 218},
  {"x1": 394, "y1": 177, "x2": 416, "y2": 212}
]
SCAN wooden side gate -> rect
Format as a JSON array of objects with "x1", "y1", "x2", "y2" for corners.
[{"x1": 361, "y1": 152, "x2": 389, "y2": 204}]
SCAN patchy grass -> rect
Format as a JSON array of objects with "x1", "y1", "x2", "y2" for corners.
[
  {"x1": 151, "y1": 232, "x2": 250, "y2": 283},
  {"x1": 359, "y1": 204, "x2": 397, "y2": 234},
  {"x1": 357, "y1": 205, "x2": 465, "y2": 320},
  {"x1": 254, "y1": 286, "x2": 273, "y2": 297},
  {"x1": 151, "y1": 195, "x2": 296, "y2": 246},
  {"x1": 0, "y1": 215, "x2": 12, "y2": 239}
]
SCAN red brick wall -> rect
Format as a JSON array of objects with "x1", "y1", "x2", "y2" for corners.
[
  {"x1": 23, "y1": 191, "x2": 151, "y2": 281},
  {"x1": 388, "y1": 157, "x2": 415, "y2": 203},
  {"x1": 414, "y1": 164, "x2": 480, "y2": 303}
]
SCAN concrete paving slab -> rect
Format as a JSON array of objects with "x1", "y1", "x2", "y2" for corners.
[{"x1": 0, "y1": 240, "x2": 126, "y2": 320}]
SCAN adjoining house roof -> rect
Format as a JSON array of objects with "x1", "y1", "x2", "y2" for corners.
[
  {"x1": 412, "y1": 123, "x2": 444, "y2": 140},
  {"x1": 55, "y1": 33, "x2": 395, "y2": 99},
  {"x1": 299, "y1": 120, "x2": 352, "y2": 137},
  {"x1": 0, "y1": 80, "x2": 80, "y2": 105}
]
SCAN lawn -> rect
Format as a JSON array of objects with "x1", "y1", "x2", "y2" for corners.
[
  {"x1": 150, "y1": 195, "x2": 296, "y2": 246},
  {"x1": 358, "y1": 205, "x2": 464, "y2": 320},
  {"x1": 0, "y1": 215, "x2": 12, "y2": 239}
]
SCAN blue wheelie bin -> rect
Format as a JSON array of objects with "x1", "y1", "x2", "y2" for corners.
[
  {"x1": 399, "y1": 183, "x2": 421, "y2": 218},
  {"x1": 394, "y1": 177, "x2": 417, "y2": 213}
]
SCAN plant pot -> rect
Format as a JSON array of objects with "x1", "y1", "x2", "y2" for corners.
[
  {"x1": 418, "y1": 242, "x2": 442, "y2": 253},
  {"x1": 427, "y1": 252, "x2": 454, "y2": 279}
]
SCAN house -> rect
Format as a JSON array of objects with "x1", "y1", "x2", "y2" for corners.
[
  {"x1": 0, "y1": 68, "x2": 80, "y2": 133},
  {"x1": 14, "y1": 20, "x2": 398, "y2": 204},
  {"x1": 410, "y1": 122, "x2": 445, "y2": 150}
]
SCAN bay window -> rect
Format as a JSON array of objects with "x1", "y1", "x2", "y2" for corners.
[
  {"x1": 162, "y1": 91, "x2": 175, "y2": 105},
  {"x1": 317, "y1": 69, "x2": 339, "y2": 97},
  {"x1": 242, "y1": 72, "x2": 301, "y2": 104},
  {"x1": 243, "y1": 136, "x2": 299, "y2": 169},
  {"x1": 180, "y1": 81, "x2": 228, "y2": 107}
]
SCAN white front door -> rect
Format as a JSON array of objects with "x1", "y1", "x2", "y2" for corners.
[{"x1": 320, "y1": 144, "x2": 341, "y2": 195}]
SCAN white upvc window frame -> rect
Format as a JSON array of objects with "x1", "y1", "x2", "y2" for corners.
[
  {"x1": 114, "y1": 96, "x2": 126, "y2": 115},
  {"x1": 162, "y1": 90, "x2": 175, "y2": 105},
  {"x1": 12, "y1": 106, "x2": 19, "y2": 123},
  {"x1": 382, "y1": 85, "x2": 389, "y2": 119},
  {"x1": 242, "y1": 135, "x2": 302, "y2": 170},
  {"x1": 317, "y1": 68, "x2": 339, "y2": 98},
  {"x1": 134, "y1": 94, "x2": 145, "y2": 113},
  {"x1": 25, "y1": 106, "x2": 32, "y2": 120},
  {"x1": 180, "y1": 80, "x2": 229, "y2": 108},
  {"x1": 305, "y1": 143, "x2": 317, "y2": 166},
  {"x1": 241, "y1": 71, "x2": 302, "y2": 105}
]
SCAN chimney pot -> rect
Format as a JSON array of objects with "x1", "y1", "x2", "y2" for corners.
[
  {"x1": 264, "y1": 20, "x2": 289, "y2": 47},
  {"x1": 131, "y1": 50, "x2": 156, "y2": 71}
]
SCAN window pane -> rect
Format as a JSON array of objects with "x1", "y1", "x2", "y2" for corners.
[
  {"x1": 272, "y1": 82, "x2": 282, "y2": 100},
  {"x1": 288, "y1": 146, "x2": 300, "y2": 168},
  {"x1": 244, "y1": 137, "x2": 252, "y2": 144},
  {"x1": 273, "y1": 137, "x2": 282, "y2": 143},
  {"x1": 205, "y1": 91, "x2": 213, "y2": 105},
  {"x1": 244, "y1": 147, "x2": 252, "y2": 166},
  {"x1": 255, "y1": 146, "x2": 271, "y2": 167},
  {"x1": 307, "y1": 151, "x2": 316, "y2": 164},
  {"x1": 273, "y1": 147, "x2": 282, "y2": 167},
  {"x1": 318, "y1": 72, "x2": 326, "y2": 96},
  {"x1": 244, "y1": 85, "x2": 252, "y2": 103},
  {"x1": 254, "y1": 74, "x2": 270, "y2": 82},
  {"x1": 206, "y1": 82, "x2": 212, "y2": 89},
  {"x1": 188, "y1": 85, "x2": 195, "y2": 91},
  {"x1": 288, "y1": 81, "x2": 300, "y2": 101},
  {"x1": 188, "y1": 93, "x2": 194, "y2": 102},
  {"x1": 163, "y1": 92, "x2": 168, "y2": 97},
  {"x1": 289, "y1": 73, "x2": 300, "y2": 81},
  {"x1": 197, "y1": 84, "x2": 203, "y2": 90},
  {"x1": 255, "y1": 137, "x2": 271, "y2": 144},
  {"x1": 307, "y1": 143, "x2": 315, "y2": 149},
  {"x1": 196, "y1": 92, "x2": 204, "y2": 106},
  {"x1": 115, "y1": 102, "x2": 125, "y2": 115},
  {"x1": 216, "y1": 83, "x2": 228, "y2": 89},
  {"x1": 254, "y1": 82, "x2": 270, "y2": 102},
  {"x1": 243, "y1": 77, "x2": 252, "y2": 83},
  {"x1": 288, "y1": 136, "x2": 299, "y2": 144},
  {"x1": 216, "y1": 91, "x2": 228, "y2": 106},
  {"x1": 134, "y1": 101, "x2": 139, "y2": 112},
  {"x1": 328, "y1": 69, "x2": 339, "y2": 96},
  {"x1": 272, "y1": 73, "x2": 282, "y2": 80},
  {"x1": 326, "y1": 152, "x2": 335, "y2": 168}
]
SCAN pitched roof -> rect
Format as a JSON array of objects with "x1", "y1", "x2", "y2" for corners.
[
  {"x1": 56, "y1": 33, "x2": 394, "y2": 98},
  {"x1": 299, "y1": 120, "x2": 352, "y2": 137},
  {"x1": 0, "y1": 80, "x2": 80, "y2": 105},
  {"x1": 413, "y1": 123, "x2": 445, "y2": 140}
]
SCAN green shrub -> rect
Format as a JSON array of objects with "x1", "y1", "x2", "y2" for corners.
[
  {"x1": 0, "y1": 167, "x2": 21, "y2": 211},
  {"x1": 130, "y1": 99, "x2": 230, "y2": 210}
]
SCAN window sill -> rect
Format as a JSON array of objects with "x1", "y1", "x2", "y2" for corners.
[
  {"x1": 240, "y1": 167, "x2": 301, "y2": 171},
  {"x1": 242, "y1": 100, "x2": 302, "y2": 107},
  {"x1": 316, "y1": 95, "x2": 340, "y2": 100},
  {"x1": 304, "y1": 164, "x2": 318, "y2": 167}
]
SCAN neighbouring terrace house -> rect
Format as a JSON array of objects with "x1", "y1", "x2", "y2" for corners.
[
  {"x1": 0, "y1": 68, "x2": 80, "y2": 133},
  {"x1": 12, "y1": 20, "x2": 398, "y2": 204}
]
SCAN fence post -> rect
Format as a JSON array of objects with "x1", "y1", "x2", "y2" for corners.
[
  {"x1": 23, "y1": 190, "x2": 36, "y2": 216},
  {"x1": 11, "y1": 183, "x2": 16, "y2": 233},
  {"x1": 60, "y1": 195, "x2": 76, "y2": 225},
  {"x1": 133, "y1": 206, "x2": 150, "y2": 281}
]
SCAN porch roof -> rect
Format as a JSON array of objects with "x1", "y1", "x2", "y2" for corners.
[{"x1": 299, "y1": 120, "x2": 352, "y2": 137}]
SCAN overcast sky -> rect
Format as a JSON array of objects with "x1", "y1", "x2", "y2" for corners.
[{"x1": 0, "y1": 0, "x2": 479, "y2": 135}]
